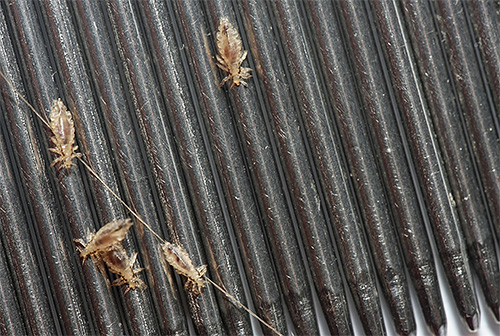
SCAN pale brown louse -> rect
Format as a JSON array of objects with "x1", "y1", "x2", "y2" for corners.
[
  {"x1": 49, "y1": 99, "x2": 82, "y2": 170},
  {"x1": 75, "y1": 219, "x2": 146, "y2": 294},
  {"x1": 99, "y1": 245, "x2": 146, "y2": 294},
  {"x1": 75, "y1": 218, "x2": 133, "y2": 264},
  {"x1": 161, "y1": 242, "x2": 207, "y2": 295},
  {"x1": 216, "y1": 18, "x2": 252, "y2": 89},
  {"x1": 0, "y1": 70, "x2": 283, "y2": 336}
]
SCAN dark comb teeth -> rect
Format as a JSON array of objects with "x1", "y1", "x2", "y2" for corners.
[{"x1": 0, "y1": 0, "x2": 497, "y2": 335}]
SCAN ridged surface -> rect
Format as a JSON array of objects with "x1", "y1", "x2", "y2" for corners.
[{"x1": 0, "y1": 1, "x2": 497, "y2": 335}]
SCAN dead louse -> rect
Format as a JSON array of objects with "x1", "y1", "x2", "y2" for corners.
[
  {"x1": 49, "y1": 99, "x2": 82, "y2": 170},
  {"x1": 0, "y1": 70, "x2": 283, "y2": 335},
  {"x1": 75, "y1": 219, "x2": 146, "y2": 294},
  {"x1": 216, "y1": 18, "x2": 252, "y2": 89},
  {"x1": 161, "y1": 241, "x2": 207, "y2": 295}
]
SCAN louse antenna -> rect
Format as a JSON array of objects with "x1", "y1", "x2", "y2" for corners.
[{"x1": 0, "y1": 69, "x2": 284, "y2": 336}]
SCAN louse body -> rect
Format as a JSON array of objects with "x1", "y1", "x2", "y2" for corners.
[
  {"x1": 216, "y1": 18, "x2": 252, "y2": 88},
  {"x1": 162, "y1": 242, "x2": 207, "y2": 295},
  {"x1": 49, "y1": 98, "x2": 82, "y2": 170},
  {"x1": 75, "y1": 219, "x2": 146, "y2": 294},
  {"x1": 75, "y1": 219, "x2": 133, "y2": 263},
  {"x1": 100, "y1": 245, "x2": 146, "y2": 294}
]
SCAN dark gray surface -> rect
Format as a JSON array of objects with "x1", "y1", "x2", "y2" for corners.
[{"x1": 0, "y1": 1, "x2": 497, "y2": 335}]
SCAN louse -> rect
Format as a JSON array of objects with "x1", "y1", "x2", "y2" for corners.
[
  {"x1": 49, "y1": 98, "x2": 82, "y2": 170},
  {"x1": 75, "y1": 219, "x2": 146, "y2": 294},
  {"x1": 0, "y1": 70, "x2": 283, "y2": 335},
  {"x1": 161, "y1": 242, "x2": 207, "y2": 295},
  {"x1": 216, "y1": 18, "x2": 252, "y2": 89},
  {"x1": 99, "y1": 244, "x2": 147, "y2": 294},
  {"x1": 74, "y1": 218, "x2": 133, "y2": 264}
]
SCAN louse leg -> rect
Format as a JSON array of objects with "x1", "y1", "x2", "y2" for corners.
[
  {"x1": 94, "y1": 255, "x2": 111, "y2": 288},
  {"x1": 65, "y1": 152, "x2": 83, "y2": 169},
  {"x1": 48, "y1": 146, "x2": 62, "y2": 154},
  {"x1": 215, "y1": 61, "x2": 232, "y2": 87},
  {"x1": 123, "y1": 277, "x2": 146, "y2": 295},
  {"x1": 197, "y1": 265, "x2": 207, "y2": 278},
  {"x1": 74, "y1": 238, "x2": 88, "y2": 263},
  {"x1": 49, "y1": 153, "x2": 65, "y2": 168},
  {"x1": 112, "y1": 277, "x2": 126, "y2": 287},
  {"x1": 123, "y1": 284, "x2": 133, "y2": 295},
  {"x1": 128, "y1": 252, "x2": 138, "y2": 268},
  {"x1": 216, "y1": 54, "x2": 227, "y2": 67},
  {"x1": 57, "y1": 151, "x2": 82, "y2": 171},
  {"x1": 74, "y1": 238, "x2": 86, "y2": 250},
  {"x1": 112, "y1": 277, "x2": 134, "y2": 295},
  {"x1": 219, "y1": 75, "x2": 231, "y2": 88},
  {"x1": 72, "y1": 145, "x2": 82, "y2": 153},
  {"x1": 66, "y1": 151, "x2": 82, "y2": 164},
  {"x1": 60, "y1": 160, "x2": 74, "y2": 171},
  {"x1": 131, "y1": 277, "x2": 147, "y2": 290},
  {"x1": 128, "y1": 253, "x2": 146, "y2": 278},
  {"x1": 71, "y1": 147, "x2": 83, "y2": 159},
  {"x1": 237, "y1": 50, "x2": 248, "y2": 67},
  {"x1": 74, "y1": 230, "x2": 98, "y2": 264},
  {"x1": 113, "y1": 274, "x2": 146, "y2": 295},
  {"x1": 216, "y1": 62, "x2": 230, "y2": 73},
  {"x1": 240, "y1": 68, "x2": 252, "y2": 79}
]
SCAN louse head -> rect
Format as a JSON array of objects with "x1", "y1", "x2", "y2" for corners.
[
  {"x1": 231, "y1": 76, "x2": 243, "y2": 88},
  {"x1": 229, "y1": 74, "x2": 248, "y2": 89},
  {"x1": 190, "y1": 264, "x2": 208, "y2": 295},
  {"x1": 59, "y1": 154, "x2": 79, "y2": 170},
  {"x1": 229, "y1": 67, "x2": 252, "y2": 89}
]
